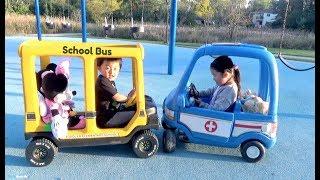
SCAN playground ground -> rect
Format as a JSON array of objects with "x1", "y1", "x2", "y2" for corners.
[{"x1": 5, "y1": 36, "x2": 315, "y2": 179}]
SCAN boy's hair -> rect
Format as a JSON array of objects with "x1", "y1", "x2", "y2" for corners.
[
  {"x1": 210, "y1": 55, "x2": 241, "y2": 98},
  {"x1": 96, "y1": 58, "x2": 122, "y2": 69}
]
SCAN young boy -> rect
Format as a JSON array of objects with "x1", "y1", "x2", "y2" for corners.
[{"x1": 95, "y1": 57, "x2": 135, "y2": 128}]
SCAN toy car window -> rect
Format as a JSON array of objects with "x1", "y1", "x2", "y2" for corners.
[
  {"x1": 188, "y1": 55, "x2": 262, "y2": 100},
  {"x1": 50, "y1": 56, "x2": 85, "y2": 111},
  {"x1": 188, "y1": 56, "x2": 214, "y2": 90},
  {"x1": 232, "y1": 56, "x2": 259, "y2": 96},
  {"x1": 114, "y1": 58, "x2": 134, "y2": 94},
  {"x1": 94, "y1": 57, "x2": 135, "y2": 107}
]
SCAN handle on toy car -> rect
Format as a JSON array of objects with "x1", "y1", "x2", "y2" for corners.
[{"x1": 125, "y1": 92, "x2": 136, "y2": 107}]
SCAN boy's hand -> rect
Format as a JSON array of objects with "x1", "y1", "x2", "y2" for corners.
[{"x1": 128, "y1": 88, "x2": 136, "y2": 97}]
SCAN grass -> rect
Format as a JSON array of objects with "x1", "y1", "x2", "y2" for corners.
[
  {"x1": 25, "y1": 33, "x2": 314, "y2": 62},
  {"x1": 172, "y1": 42, "x2": 314, "y2": 59},
  {"x1": 267, "y1": 48, "x2": 315, "y2": 58},
  {"x1": 100, "y1": 37, "x2": 315, "y2": 61},
  {"x1": 5, "y1": 13, "x2": 315, "y2": 62}
]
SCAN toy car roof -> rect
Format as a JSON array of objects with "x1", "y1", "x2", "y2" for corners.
[
  {"x1": 18, "y1": 39, "x2": 144, "y2": 61},
  {"x1": 193, "y1": 43, "x2": 274, "y2": 63}
]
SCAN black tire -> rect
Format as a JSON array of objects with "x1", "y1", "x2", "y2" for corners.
[
  {"x1": 240, "y1": 140, "x2": 265, "y2": 163},
  {"x1": 162, "y1": 121, "x2": 170, "y2": 129},
  {"x1": 163, "y1": 129, "x2": 176, "y2": 153},
  {"x1": 177, "y1": 134, "x2": 190, "y2": 143},
  {"x1": 25, "y1": 138, "x2": 58, "y2": 167},
  {"x1": 132, "y1": 130, "x2": 159, "y2": 158}
]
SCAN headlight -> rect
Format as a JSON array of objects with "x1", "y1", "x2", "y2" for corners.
[
  {"x1": 262, "y1": 122, "x2": 277, "y2": 138},
  {"x1": 164, "y1": 107, "x2": 175, "y2": 120}
]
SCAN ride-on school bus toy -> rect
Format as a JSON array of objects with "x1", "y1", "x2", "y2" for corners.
[
  {"x1": 19, "y1": 40, "x2": 160, "y2": 166},
  {"x1": 162, "y1": 43, "x2": 279, "y2": 163}
]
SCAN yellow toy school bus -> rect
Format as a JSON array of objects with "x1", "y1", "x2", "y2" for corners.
[{"x1": 19, "y1": 39, "x2": 160, "y2": 167}]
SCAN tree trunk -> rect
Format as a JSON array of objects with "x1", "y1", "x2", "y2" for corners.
[{"x1": 229, "y1": 25, "x2": 236, "y2": 40}]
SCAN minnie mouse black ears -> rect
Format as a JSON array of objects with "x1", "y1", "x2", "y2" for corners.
[
  {"x1": 42, "y1": 72, "x2": 68, "y2": 100},
  {"x1": 46, "y1": 63, "x2": 57, "y2": 72},
  {"x1": 36, "y1": 63, "x2": 57, "y2": 92}
]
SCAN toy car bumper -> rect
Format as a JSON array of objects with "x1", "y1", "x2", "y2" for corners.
[{"x1": 161, "y1": 114, "x2": 177, "y2": 129}]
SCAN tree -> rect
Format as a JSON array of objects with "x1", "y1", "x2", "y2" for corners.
[
  {"x1": 211, "y1": 0, "x2": 248, "y2": 38},
  {"x1": 87, "y1": 0, "x2": 122, "y2": 23},
  {"x1": 115, "y1": 0, "x2": 158, "y2": 23},
  {"x1": 195, "y1": 0, "x2": 215, "y2": 26},
  {"x1": 211, "y1": 0, "x2": 231, "y2": 26},
  {"x1": 106, "y1": 0, "x2": 123, "y2": 17},
  {"x1": 271, "y1": 0, "x2": 315, "y2": 31},
  {"x1": 223, "y1": 0, "x2": 248, "y2": 39},
  {"x1": 178, "y1": 0, "x2": 197, "y2": 26},
  {"x1": 286, "y1": 0, "x2": 304, "y2": 29},
  {"x1": 288, "y1": 0, "x2": 314, "y2": 31},
  {"x1": 303, "y1": 0, "x2": 315, "y2": 31},
  {"x1": 6, "y1": 0, "x2": 32, "y2": 14},
  {"x1": 248, "y1": 0, "x2": 272, "y2": 12},
  {"x1": 270, "y1": 0, "x2": 287, "y2": 28},
  {"x1": 144, "y1": 0, "x2": 167, "y2": 23}
]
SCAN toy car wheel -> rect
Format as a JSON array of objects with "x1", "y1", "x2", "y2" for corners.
[
  {"x1": 132, "y1": 130, "x2": 159, "y2": 158},
  {"x1": 163, "y1": 129, "x2": 176, "y2": 153},
  {"x1": 25, "y1": 138, "x2": 58, "y2": 167},
  {"x1": 177, "y1": 131, "x2": 190, "y2": 143},
  {"x1": 240, "y1": 140, "x2": 265, "y2": 163}
]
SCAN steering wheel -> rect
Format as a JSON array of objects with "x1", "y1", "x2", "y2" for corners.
[
  {"x1": 188, "y1": 83, "x2": 199, "y2": 99},
  {"x1": 125, "y1": 92, "x2": 136, "y2": 108},
  {"x1": 187, "y1": 83, "x2": 200, "y2": 107}
]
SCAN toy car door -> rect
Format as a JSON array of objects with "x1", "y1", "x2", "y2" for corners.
[
  {"x1": 178, "y1": 57, "x2": 235, "y2": 143},
  {"x1": 179, "y1": 107, "x2": 234, "y2": 143}
]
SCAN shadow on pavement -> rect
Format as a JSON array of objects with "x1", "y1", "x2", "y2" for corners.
[
  {"x1": 5, "y1": 155, "x2": 29, "y2": 167},
  {"x1": 155, "y1": 129, "x2": 244, "y2": 163},
  {"x1": 6, "y1": 113, "x2": 244, "y2": 163},
  {"x1": 5, "y1": 66, "x2": 21, "y2": 72},
  {"x1": 5, "y1": 92, "x2": 23, "y2": 97},
  {"x1": 60, "y1": 144, "x2": 137, "y2": 159},
  {"x1": 5, "y1": 114, "x2": 26, "y2": 150},
  {"x1": 5, "y1": 77, "x2": 22, "y2": 82}
]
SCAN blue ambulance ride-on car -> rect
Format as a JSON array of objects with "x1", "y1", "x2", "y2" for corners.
[{"x1": 161, "y1": 43, "x2": 279, "y2": 163}]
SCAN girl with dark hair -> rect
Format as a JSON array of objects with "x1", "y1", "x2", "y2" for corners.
[{"x1": 193, "y1": 55, "x2": 241, "y2": 111}]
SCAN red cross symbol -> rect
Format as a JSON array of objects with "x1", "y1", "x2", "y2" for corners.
[{"x1": 204, "y1": 120, "x2": 217, "y2": 133}]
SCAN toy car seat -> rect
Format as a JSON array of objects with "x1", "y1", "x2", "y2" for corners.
[
  {"x1": 225, "y1": 100, "x2": 242, "y2": 112},
  {"x1": 38, "y1": 94, "x2": 86, "y2": 129},
  {"x1": 68, "y1": 113, "x2": 86, "y2": 130},
  {"x1": 104, "y1": 95, "x2": 158, "y2": 128}
]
